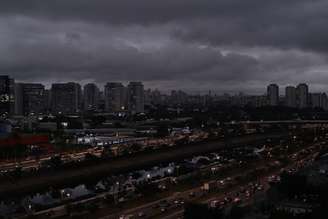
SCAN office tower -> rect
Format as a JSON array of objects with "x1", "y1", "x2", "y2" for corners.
[
  {"x1": 310, "y1": 93, "x2": 328, "y2": 110},
  {"x1": 144, "y1": 89, "x2": 152, "y2": 107},
  {"x1": 14, "y1": 83, "x2": 23, "y2": 115},
  {"x1": 83, "y1": 83, "x2": 99, "y2": 111},
  {"x1": 51, "y1": 82, "x2": 82, "y2": 114},
  {"x1": 267, "y1": 84, "x2": 279, "y2": 106},
  {"x1": 285, "y1": 86, "x2": 297, "y2": 108},
  {"x1": 127, "y1": 82, "x2": 144, "y2": 114},
  {"x1": 171, "y1": 90, "x2": 188, "y2": 105},
  {"x1": 15, "y1": 83, "x2": 45, "y2": 115},
  {"x1": 43, "y1": 89, "x2": 51, "y2": 113},
  {"x1": 104, "y1": 82, "x2": 127, "y2": 112},
  {"x1": 150, "y1": 89, "x2": 162, "y2": 105},
  {"x1": 310, "y1": 93, "x2": 322, "y2": 108},
  {"x1": 321, "y1": 93, "x2": 328, "y2": 110},
  {"x1": 296, "y1": 83, "x2": 309, "y2": 109},
  {"x1": 254, "y1": 95, "x2": 268, "y2": 108},
  {"x1": 0, "y1": 76, "x2": 15, "y2": 117},
  {"x1": 97, "y1": 91, "x2": 106, "y2": 111},
  {"x1": 203, "y1": 90, "x2": 213, "y2": 107}
]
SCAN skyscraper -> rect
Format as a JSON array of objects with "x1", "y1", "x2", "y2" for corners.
[
  {"x1": 0, "y1": 76, "x2": 15, "y2": 117},
  {"x1": 14, "y1": 83, "x2": 23, "y2": 115},
  {"x1": 171, "y1": 90, "x2": 188, "y2": 105},
  {"x1": 15, "y1": 83, "x2": 45, "y2": 115},
  {"x1": 322, "y1": 93, "x2": 328, "y2": 110},
  {"x1": 310, "y1": 93, "x2": 322, "y2": 109},
  {"x1": 43, "y1": 89, "x2": 51, "y2": 113},
  {"x1": 296, "y1": 83, "x2": 309, "y2": 109},
  {"x1": 285, "y1": 86, "x2": 297, "y2": 108},
  {"x1": 104, "y1": 82, "x2": 127, "y2": 112},
  {"x1": 51, "y1": 82, "x2": 82, "y2": 114},
  {"x1": 83, "y1": 83, "x2": 99, "y2": 111},
  {"x1": 310, "y1": 93, "x2": 328, "y2": 110},
  {"x1": 267, "y1": 84, "x2": 279, "y2": 106},
  {"x1": 128, "y1": 82, "x2": 144, "y2": 114}
]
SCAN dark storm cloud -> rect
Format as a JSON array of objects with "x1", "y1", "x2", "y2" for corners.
[
  {"x1": 0, "y1": 16, "x2": 262, "y2": 83},
  {"x1": 2, "y1": 0, "x2": 328, "y2": 51},
  {"x1": 0, "y1": 18, "x2": 259, "y2": 82},
  {"x1": 1, "y1": 0, "x2": 328, "y2": 92}
]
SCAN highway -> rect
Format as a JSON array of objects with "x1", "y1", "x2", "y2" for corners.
[
  {"x1": 0, "y1": 133, "x2": 284, "y2": 197},
  {"x1": 98, "y1": 141, "x2": 320, "y2": 219},
  {"x1": 157, "y1": 151, "x2": 317, "y2": 219},
  {"x1": 0, "y1": 149, "x2": 103, "y2": 172},
  {"x1": 0, "y1": 134, "x2": 201, "y2": 172}
]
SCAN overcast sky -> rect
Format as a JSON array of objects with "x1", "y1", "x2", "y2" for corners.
[{"x1": 1, "y1": 0, "x2": 328, "y2": 94}]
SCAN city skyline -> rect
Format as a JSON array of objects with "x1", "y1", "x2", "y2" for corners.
[
  {"x1": 4, "y1": 74, "x2": 328, "y2": 118},
  {"x1": 6, "y1": 77, "x2": 328, "y2": 96}
]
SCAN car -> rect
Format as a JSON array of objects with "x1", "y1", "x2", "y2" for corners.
[
  {"x1": 219, "y1": 201, "x2": 226, "y2": 207},
  {"x1": 159, "y1": 200, "x2": 170, "y2": 207},
  {"x1": 189, "y1": 191, "x2": 196, "y2": 197},
  {"x1": 233, "y1": 197, "x2": 241, "y2": 204},
  {"x1": 224, "y1": 197, "x2": 232, "y2": 203},
  {"x1": 257, "y1": 185, "x2": 264, "y2": 191},
  {"x1": 173, "y1": 198, "x2": 185, "y2": 206},
  {"x1": 138, "y1": 212, "x2": 145, "y2": 217},
  {"x1": 209, "y1": 200, "x2": 219, "y2": 208},
  {"x1": 245, "y1": 191, "x2": 251, "y2": 198}
]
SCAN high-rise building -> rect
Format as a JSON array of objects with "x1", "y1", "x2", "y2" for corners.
[
  {"x1": 310, "y1": 93, "x2": 328, "y2": 110},
  {"x1": 15, "y1": 83, "x2": 45, "y2": 115},
  {"x1": 150, "y1": 89, "x2": 162, "y2": 105},
  {"x1": 83, "y1": 83, "x2": 99, "y2": 111},
  {"x1": 322, "y1": 93, "x2": 328, "y2": 110},
  {"x1": 171, "y1": 90, "x2": 188, "y2": 105},
  {"x1": 310, "y1": 93, "x2": 322, "y2": 109},
  {"x1": 104, "y1": 82, "x2": 127, "y2": 112},
  {"x1": 267, "y1": 84, "x2": 279, "y2": 106},
  {"x1": 254, "y1": 95, "x2": 268, "y2": 108},
  {"x1": 144, "y1": 89, "x2": 152, "y2": 107},
  {"x1": 127, "y1": 82, "x2": 144, "y2": 114},
  {"x1": 14, "y1": 83, "x2": 23, "y2": 115},
  {"x1": 51, "y1": 82, "x2": 82, "y2": 114},
  {"x1": 43, "y1": 89, "x2": 51, "y2": 113},
  {"x1": 97, "y1": 91, "x2": 106, "y2": 111},
  {"x1": 296, "y1": 83, "x2": 309, "y2": 109},
  {"x1": 0, "y1": 76, "x2": 15, "y2": 117},
  {"x1": 285, "y1": 86, "x2": 297, "y2": 108}
]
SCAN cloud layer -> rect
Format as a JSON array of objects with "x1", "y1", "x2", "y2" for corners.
[{"x1": 1, "y1": 0, "x2": 328, "y2": 93}]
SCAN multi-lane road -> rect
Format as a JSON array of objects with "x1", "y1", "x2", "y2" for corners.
[
  {"x1": 0, "y1": 133, "x2": 285, "y2": 197},
  {"x1": 0, "y1": 148, "x2": 103, "y2": 172},
  {"x1": 99, "y1": 141, "x2": 320, "y2": 219}
]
